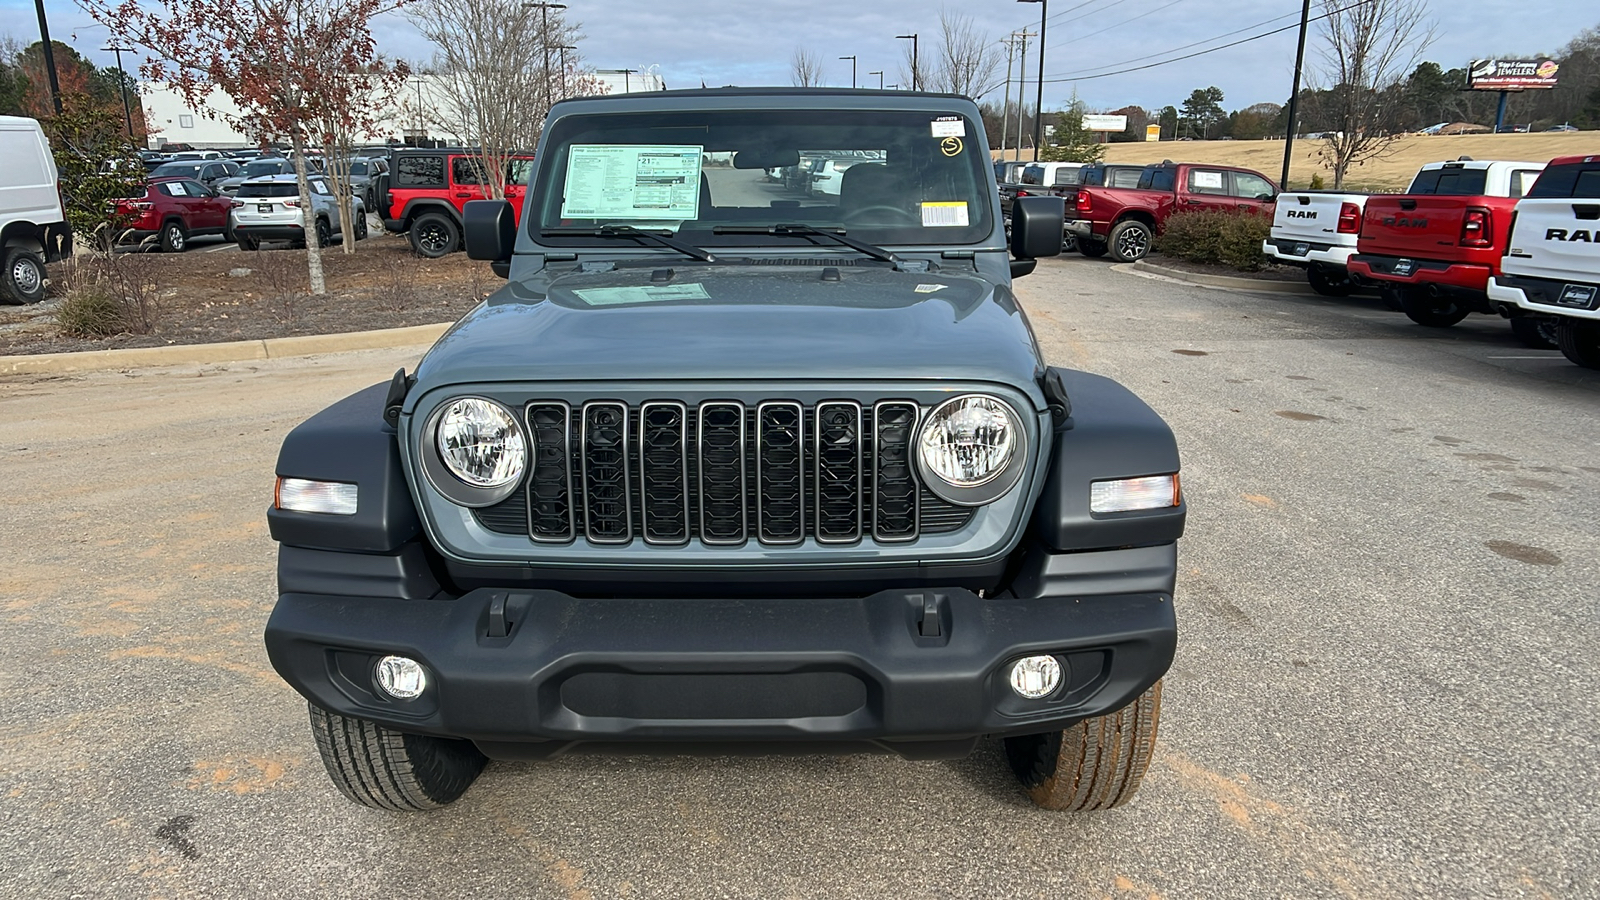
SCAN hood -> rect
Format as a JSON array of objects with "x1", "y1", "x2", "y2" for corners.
[{"x1": 413, "y1": 262, "x2": 1044, "y2": 401}]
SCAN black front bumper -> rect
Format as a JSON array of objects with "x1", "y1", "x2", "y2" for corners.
[{"x1": 265, "y1": 551, "x2": 1177, "y2": 760}]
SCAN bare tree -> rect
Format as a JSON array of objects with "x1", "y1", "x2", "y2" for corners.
[
  {"x1": 1309, "y1": 0, "x2": 1436, "y2": 188},
  {"x1": 925, "y1": 9, "x2": 1001, "y2": 100},
  {"x1": 411, "y1": 0, "x2": 587, "y2": 199},
  {"x1": 791, "y1": 47, "x2": 823, "y2": 87}
]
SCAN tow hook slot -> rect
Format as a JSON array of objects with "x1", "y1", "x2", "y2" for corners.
[
  {"x1": 909, "y1": 592, "x2": 949, "y2": 642},
  {"x1": 486, "y1": 591, "x2": 534, "y2": 639}
]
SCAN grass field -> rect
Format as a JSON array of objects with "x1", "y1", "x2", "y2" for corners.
[{"x1": 998, "y1": 132, "x2": 1596, "y2": 191}]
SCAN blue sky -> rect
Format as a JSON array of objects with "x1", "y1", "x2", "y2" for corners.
[{"x1": 10, "y1": 0, "x2": 1595, "y2": 113}]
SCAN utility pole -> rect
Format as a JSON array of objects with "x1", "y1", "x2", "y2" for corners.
[
  {"x1": 1280, "y1": 0, "x2": 1312, "y2": 190},
  {"x1": 410, "y1": 76, "x2": 426, "y2": 144},
  {"x1": 869, "y1": 70, "x2": 883, "y2": 90},
  {"x1": 620, "y1": 68, "x2": 638, "y2": 93},
  {"x1": 1020, "y1": 0, "x2": 1048, "y2": 157},
  {"x1": 896, "y1": 34, "x2": 919, "y2": 91},
  {"x1": 839, "y1": 56, "x2": 856, "y2": 89},
  {"x1": 103, "y1": 45, "x2": 136, "y2": 141},
  {"x1": 1000, "y1": 34, "x2": 1019, "y2": 163},
  {"x1": 525, "y1": 2, "x2": 567, "y2": 109},
  {"x1": 1014, "y1": 30, "x2": 1033, "y2": 161},
  {"x1": 32, "y1": 0, "x2": 62, "y2": 115}
]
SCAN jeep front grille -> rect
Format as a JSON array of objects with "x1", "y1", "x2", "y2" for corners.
[{"x1": 473, "y1": 400, "x2": 974, "y2": 545}]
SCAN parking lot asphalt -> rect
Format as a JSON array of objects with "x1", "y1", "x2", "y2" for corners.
[{"x1": 1, "y1": 256, "x2": 1596, "y2": 899}]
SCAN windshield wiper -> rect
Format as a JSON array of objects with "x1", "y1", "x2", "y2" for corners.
[
  {"x1": 541, "y1": 225, "x2": 717, "y2": 262},
  {"x1": 711, "y1": 224, "x2": 899, "y2": 264}
]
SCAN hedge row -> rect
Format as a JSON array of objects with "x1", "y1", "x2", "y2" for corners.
[{"x1": 1154, "y1": 210, "x2": 1272, "y2": 272}]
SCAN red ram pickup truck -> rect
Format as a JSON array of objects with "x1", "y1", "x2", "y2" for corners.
[
  {"x1": 1346, "y1": 158, "x2": 1554, "y2": 345},
  {"x1": 1064, "y1": 161, "x2": 1279, "y2": 262}
]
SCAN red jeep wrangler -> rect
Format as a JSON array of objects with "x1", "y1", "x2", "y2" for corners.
[{"x1": 375, "y1": 149, "x2": 535, "y2": 257}]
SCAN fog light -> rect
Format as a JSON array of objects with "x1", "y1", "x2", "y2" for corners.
[
  {"x1": 1008, "y1": 655, "x2": 1062, "y2": 699},
  {"x1": 374, "y1": 655, "x2": 427, "y2": 700}
]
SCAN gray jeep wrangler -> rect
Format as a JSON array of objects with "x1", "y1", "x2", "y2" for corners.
[{"x1": 265, "y1": 89, "x2": 1185, "y2": 812}]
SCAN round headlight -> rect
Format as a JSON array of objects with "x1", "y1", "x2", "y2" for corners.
[
  {"x1": 919, "y1": 395, "x2": 1019, "y2": 486},
  {"x1": 435, "y1": 398, "x2": 526, "y2": 488}
]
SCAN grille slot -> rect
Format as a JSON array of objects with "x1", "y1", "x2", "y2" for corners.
[
  {"x1": 698, "y1": 402, "x2": 747, "y2": 545},
  {"x1": 639, "y1": 402, "x2": 689, "y2": 544},
  {"x1": 814, "y1": 402, "x2": 863, "y2": 543},
  {"x1": 474, "y1": 399, "x2": 982, "y2": 545},
  {"x1": 873, "y1": 402, "x2": 919, "y2": 541},
  {"x1": 526, "y1": 402, "x2": 574, "y2": 542},
  {"x1": 582, "y1": 402, "x2": 631, "y2": 544}
]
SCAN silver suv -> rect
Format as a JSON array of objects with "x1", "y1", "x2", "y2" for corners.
[{"x1": 230, "y1": 174, "x2": 365, "y2": 250}]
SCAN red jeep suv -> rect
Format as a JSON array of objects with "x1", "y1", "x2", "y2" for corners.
[
  {"x1": 375, "y1": 149, "x2": 534, "y2": 257},
  {"x1": 113, "y1": 176, "x2": 235, "y2": 252}
]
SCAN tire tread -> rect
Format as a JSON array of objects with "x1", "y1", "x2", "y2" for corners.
[{"x1": 307, "y1": 704, "x2": 485, "y2": 811}]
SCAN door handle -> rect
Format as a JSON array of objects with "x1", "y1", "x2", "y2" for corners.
[
  {"x1": 1184, "y1": 198, "x2": 1202, "y2": 205},
  {"x1": 1237, "y1": 203, "x2": 1253, "y2": 210},
  {"x1": 454, "y1": 192, "x2": 473, "y2": 198}
]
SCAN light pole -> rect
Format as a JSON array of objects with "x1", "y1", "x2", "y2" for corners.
[
  {"x1": 869, "y1": 70, "x2": 883, "y2": 90},
  {"x1": 410, "y1": 76, "x2": 426, "y2": 144},
  {"x1": 896, "y1": 34, "x2": 918, "y2": 91},
  {"x1": 524, "y1": 2, "x2": 567, "y2": 109},
  {"x1": 556, "y1": 44, "x2": 577, "y2": 99},
  {"x1": 32, "y1": 0, "x2": 61, "y2": 115},
  {"x1": 1020, "y1": 0, "x2": 1047, "y2": 158},
  {"x1": 618, "y1": 68, "x2": 638, "y2": 93},
  {"x1": 1280, "y1": 0, "x2": 1312, "y2": 190},
  {"x1": 839, "y1": 55, "x2": 856, "y2": 89},
  {"x1": 102, "y1": 44, "x2": 136, "y2": 141},
  {"x1": 886, "y1": 83, "x2": 898, "y2": 90}
]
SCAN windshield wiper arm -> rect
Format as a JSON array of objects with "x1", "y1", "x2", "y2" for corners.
[
  {"x1": 541, "y1": 225, "x2": 717, "y2": 262},
  {"x1": 711, "y1": 224, "x2": 899, "y2": 264}
]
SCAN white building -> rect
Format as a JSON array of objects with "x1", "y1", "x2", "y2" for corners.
[{"x1": 141, "y1": 67, "x2": 668, "y2": 149}]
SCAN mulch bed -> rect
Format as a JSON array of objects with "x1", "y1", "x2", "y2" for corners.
[
  {"x1": 1145, "y1": 255, "x2": 1307, "y2": 283},
  {"x1": 0, "y1": 233, "x2": 494, "y2": 357}
]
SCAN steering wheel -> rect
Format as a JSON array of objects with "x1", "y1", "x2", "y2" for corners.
[{"x1": 841, "y1": 204, "x2": 921, "y2": 226}]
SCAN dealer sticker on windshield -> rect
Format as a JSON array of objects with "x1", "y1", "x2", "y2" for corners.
[
  {"x1": 931, "y1": 117, "x2": 965, "y2": 138},
  {"x1": 561, "y1": 144, "x2": 703, "y2": 221},
  {"x1": 921, "y1": 202, "x2": 969, "y2": 227}
]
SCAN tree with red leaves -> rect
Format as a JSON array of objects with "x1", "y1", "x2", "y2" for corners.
[{"x1": 83, "y1": 0, "x2": 409, "y2": 292}]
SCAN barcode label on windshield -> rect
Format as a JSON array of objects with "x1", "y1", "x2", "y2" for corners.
[{"x1": 921, "y1": 202, "x2": 969, "y2": 227}]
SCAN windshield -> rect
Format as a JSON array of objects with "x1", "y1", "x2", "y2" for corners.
[
  {"x1": 348, "y1": 162, "x2": 370, "y2": 176},
  {"x1": 243, "y1": 160, "x2": 288, "y2": 177},
  {"x1": 534, "y1": 108, "x2": 994, "y2": 247},
  {"x1": 152, "y1": 163, "x2": 204, "y2": 178}
]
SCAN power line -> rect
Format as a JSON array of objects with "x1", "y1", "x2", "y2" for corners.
[
  {"x1": 1050, "y1": 0, "x2": 1189, "y2": 51},
  {"x1": 1039, "y1": 0, "x2": 1368, "y2": 84},
  {"x1": 1042, "y1": 6, "x2": 1310, "y2": 79}
]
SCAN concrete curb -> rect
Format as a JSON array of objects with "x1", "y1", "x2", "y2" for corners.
[
  {"x1": 0, "y1": 322, "x2": 452, "y2": 377},
  {"x1": 1130, "y1": 259, "x2": 1314, "y2": 295}
]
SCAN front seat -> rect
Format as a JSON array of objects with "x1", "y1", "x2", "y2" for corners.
[{"x1": 838, "y1": 163, "x2": 910, "y2": 219}]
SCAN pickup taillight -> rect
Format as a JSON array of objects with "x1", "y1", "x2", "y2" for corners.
[
  {"x1": 1015, "y1": 190, "x2": 1031, "y2": 198},
  {"x1": 1460, "y1": 207, "x2": 1492, "y2": 247},
  {"x1": 1502, "y1": 211, "x2": 1518, "y2": 256},
  {"x1": 1337, "y1": 202, "x2": 1360, "y2": 234},
  {"x1": 1076, "y1": 191, "x2": 1092, "y2": 214}
]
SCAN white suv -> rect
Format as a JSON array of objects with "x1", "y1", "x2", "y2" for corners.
[
  {"x1": 0, "y1": 116, "x2": 71, "y2": 304},
  {"x1": 1487, "y1": 154, "x2": 1600, "y2": 368},
  {"x1": 230, "y1": 174, "x2": 365, "y2": 250}
]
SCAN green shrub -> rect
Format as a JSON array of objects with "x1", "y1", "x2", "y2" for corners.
[
  {"x1": 1155, "y1": 210, "x2": 1272, "y2": 272},
  {"x1": 57, "y1": 286, "x2": 127, "y2": 337},
  {"x1": 1309, "y1": 173, "x2": 1327, "y2": 190}
]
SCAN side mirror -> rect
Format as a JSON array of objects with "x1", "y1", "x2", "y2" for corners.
[
  {"x1": 463, "y1": 199, "x2": 515, "y2": 270},
  {"x1": 1010, "y1": 195, "x2": 1066, "y2": 260},
  {"x1": 1257, "y1": 193, "x2": 1277, "y2": 203}
]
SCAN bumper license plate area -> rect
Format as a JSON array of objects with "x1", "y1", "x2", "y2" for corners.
[
  {"x1": 1558, "y1": 284, "x2": 1598, "y2": 309},
  {"x1": 560, "y1": 671, "x2": 868, "y2": 721},
  {"x1": 258, "y1": 204, "x2": 273, "y2": 213},
  {"x1": 1392, "y1": 259, "x2": 1415, "y2": 276}
]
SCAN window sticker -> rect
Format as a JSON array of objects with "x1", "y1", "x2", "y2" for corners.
[
  {"x1": 921, "y1": 201, "x2": 969, "y2": 227},
  {"x1": 571, "y1": 283, "x2": 711, "y2": 306},
  {"x1": 1191, "y1": 170, "x2": 1225, "y2": 190},
  {"x1": 167, "y1": 182, "x2": 188, "y2": 196},
  {"x1": 561, "y1": 144, "x2": 703, "y2": 221},
  {"x1": 931, "y1": 117, "x2": 966, "y2": 138}
]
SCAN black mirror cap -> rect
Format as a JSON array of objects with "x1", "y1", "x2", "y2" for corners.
[
  {"x1": 464, "y1": 199, "x2": 516, "y2": 262},
  {"x1": 1011, "y1": 196, "x2": 1066, "y2": 260}
]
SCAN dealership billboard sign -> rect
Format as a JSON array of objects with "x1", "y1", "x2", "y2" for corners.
[
  {"x1": 1467, "y1": 59, "x2": 1559, "y2": 91},
  {"x1": 1082, "y1": 114, "x2": 1129, "y2": 132}
]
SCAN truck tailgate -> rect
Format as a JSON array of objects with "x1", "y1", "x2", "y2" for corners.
[
  {"x1": 1504, "y1": 198, "x2": 1600, "y2": 282},
  {"x1": 1358, "y1": 196, "x2": 1478, "y2": 259},
  {"x1": 1271, "y1": 193, "x2": 1359, "y2": 244}
]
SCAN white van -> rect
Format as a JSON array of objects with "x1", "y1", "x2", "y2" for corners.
[{"x1": 0, "y1": 116, "x2": 71, "y2": 304}]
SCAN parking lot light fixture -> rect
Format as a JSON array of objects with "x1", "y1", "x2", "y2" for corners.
[
  {"x1": 839, "y1": 55, "x2": 856, "y2": 89},
  {"x1": 523, "y1": 2, "x2": 568, "y2": 108},
  {"x1": 869, "y1": 70, "x2": 883, "y2": 90},
  {"x1": 896, "y1": 34, "x2": 919, "y2": 90}
]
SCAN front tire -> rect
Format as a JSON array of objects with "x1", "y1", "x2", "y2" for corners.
[
  {"x1": 355, "y1": 213, "x2": 368, "y2": 240},
  {"x1": 1557, "y1": 318, "x2": 1600, "y2": 369},
  {"x1": 1106, "y1": 220, "x2": 1152, "y2": 263},
  {"x1": 409, "y1": 212, "x2": 460, "y2": 258},
  {"x1": 1004, "y1": 680, "x2": 1162, "y2": 811},
  {"x1": 1307, "y1": 263, "x2": 1357, "y2": 297},
  {"x1": 160, "y1": 221, "x2": 187, "y2": 253},
  {"x1": 308, "y1": 704, "x2": 486, "y2": 811},
  {"x1": 1, "y1": 246, "x2": 47, "y2": 304},
  {"x1": 315, "y1": 218, "x2": 333, "y2": 248},
  {"x1": 1509, "y1": 316, "x2": 1559, "y2": 349},
  {"x1": 1398, "y1": 286, "x2": 1470, "y2": 328}
]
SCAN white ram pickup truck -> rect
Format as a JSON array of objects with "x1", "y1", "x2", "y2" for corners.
[
  {"x1": 1262, "y1": 190, "x2": 1370, "y2": 296},
  {"x1": 1488, "y1": 154, "x2": 1600, "y2": 368}
]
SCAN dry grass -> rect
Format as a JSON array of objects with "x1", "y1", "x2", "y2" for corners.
[{"x1": 1097, "y1": 132, "x2": 1596, "y2": 191}]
